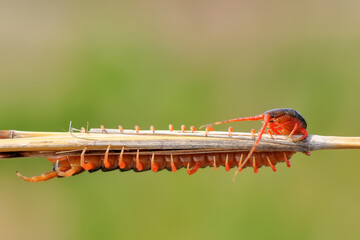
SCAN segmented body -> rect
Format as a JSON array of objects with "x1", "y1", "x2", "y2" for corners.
[
  {"x1": 16, "y1": 149, "x2": 295, "y2": 182},
  {"x1": 16, "y1": 108, "x2": 309, "y2": 182}
]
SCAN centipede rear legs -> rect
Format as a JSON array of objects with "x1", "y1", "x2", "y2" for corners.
[
  {"x1": 16, "y1": 156, "x2": 82, "y2": 182},
  {"x1": 16, "y1": 170, "x2": 58, "y2": 182},
  {"x1": 55, "y1": 159, "x2": 82, "y2": 177}
]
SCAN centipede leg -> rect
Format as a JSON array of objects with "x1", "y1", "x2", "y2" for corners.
[
  {"x1": 283, "y1": 153, "x2": 291, "y2": 167},
  {"x1": 16, "y1": 170, "x2": 58, "y2": 182},
  {"x1": 170, "y1": 154, "x2": 177, "y2": 172},
  {"x1": 80, "y1": 147, "x2": 96, "y2": 171},
  {"x1": 266, "y1": 154, "x2": 277, "y2": 172},
  {"x1": 269, "y1": 124, "x2": 281, "y2": 134},
  {"x1": 104, "y1": 145, "x2": 112, "y2": 169},
  {"x1": 296, "y1": 128, "x2": 309, "y2": 141},
  {"x1": 212, "y1": 156, "x2": 217, "y2": 170},
  {"x1": 136, "y1": 149, "x2": 143, "y2": 171},
  {"x1": 252, "y1": 156, "x2": 258, "y2": 173},
  {"x1": 287, "y1": 122, "x2": 299, "y2": 140},
  {"x1": 187, "y1": 162, "x2": 201, "y2": 175},
  {"x1": 225, "y1": 154, "x2": 231, "y2": 171},
  {"x1": 118, "y1": 147, "x2": 126, "y2": 169},
  {"x1": 251, "y1": 129, "x2": 256, "y2": 138},
  {"x1": 267, "y1": 129, "x2": 274, "y2": 139},
  {"x1": 55, "y1": 160, "x2": 81, "y2": 177},
  {"x1": 151, "y1": 152, "x2": 159, "y2": 173},
  {"x1": 240, "y1": 114, "x2": 271, "y2": 169}
]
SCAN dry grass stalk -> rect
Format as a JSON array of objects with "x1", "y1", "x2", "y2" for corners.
[{"x1": 0, "y1": 128, "x2": 360, "y2": 159}]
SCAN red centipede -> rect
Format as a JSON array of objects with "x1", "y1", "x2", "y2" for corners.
[{"x1": 15, "y1": 108, "x2": 309, "y2": 182}]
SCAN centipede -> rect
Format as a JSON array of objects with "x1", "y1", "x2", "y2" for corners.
[{"x1": 7, "y1": 108, "x2": 310, "y2": 182}]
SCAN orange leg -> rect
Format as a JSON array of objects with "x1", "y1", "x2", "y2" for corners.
[
  {"x1": 239, "y1": 114, "x2": 271, "y2": 169},
  {"x1": 296, "y1": 128, "x2": 309, "y2": 141},
  {"x1": 136, "y1": 149, "x2": 143, "y2": 171},
  {"x1": 283, "y1": 153, "x2": 291, "y2": 167},
  {"x1": 151, "y1": 152, "x2": 159, "y2": 172},
  {"x1": 80, "y1": 147, "x2": 96, "y2": 171},
  {"x1": 252, "y1": 156, "x2": 258, "y2": 173},
  {"x1": 118, "y1": 147, "x2": 126, "y2": 169},
  {"x1": 170, "y1": 154, "x2": 177, "y2": 172},
  {"x1": 55, "y1": 160, "x2": 81, "y2": 177},
  {"x1": 287, "y1": 122, "x2": 299, "y2": 139},
  {"x1": 225, "y1": 154, "x2": 231, "y2": 171},
  {"x1": 16, "y1": 170, "x2": 58, "y2": 182},
  {"x1": 187, "y1": 162, "x2": 201, "y2": 175},
  {"x1": 104, "y1": 145, "x2": 112, "y2": 169},
  {"x1": 181, "y1": 125, "x2": 187, "y2": 132},
  {"x1": 251, "y1": 129, "x2": 257, "y2": 138},
  {"x1": 268, "y1": 123, "x2": 281, "y2": 134},
  {"x1": 212, "y1": 155, "x2": 217, "y2": 170},
  {"x1": 266, "y1": 155, "x2": 277, "y2": 172}
]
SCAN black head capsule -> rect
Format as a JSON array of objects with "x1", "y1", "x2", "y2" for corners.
[{"x1": 264, "y1": 108, "x2": 307, "y2": 129}]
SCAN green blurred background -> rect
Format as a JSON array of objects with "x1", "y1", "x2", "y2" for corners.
[{"x1": 1, "y1": 1, "x2": 360, "y2": 239}]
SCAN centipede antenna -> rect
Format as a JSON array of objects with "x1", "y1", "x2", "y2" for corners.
[
  {"x1": 199, "y1": 114, "x2": 265, "y2": 129},
  {"x1": 86, "y1": 122, "x2": 89, "y2": 133}
]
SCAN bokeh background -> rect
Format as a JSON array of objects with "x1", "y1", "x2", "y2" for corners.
[{"x1": 1, "y1": 1, "x2": 360, "y2": 239}]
